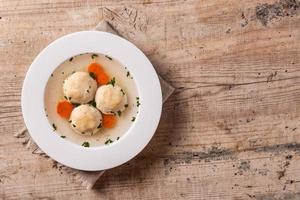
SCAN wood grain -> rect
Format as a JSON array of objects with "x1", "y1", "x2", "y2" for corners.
[{"x1": 0, "y1": 0, "x2": 300, "y2": 199}]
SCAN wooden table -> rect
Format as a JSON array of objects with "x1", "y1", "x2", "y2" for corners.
[{"x1": 1, "y1": 0, "x2": 300, "y2": 199}]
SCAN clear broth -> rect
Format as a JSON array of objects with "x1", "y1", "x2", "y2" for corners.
[{"x1": 44, "y1": 53, "x2": 139, "y2": 146}]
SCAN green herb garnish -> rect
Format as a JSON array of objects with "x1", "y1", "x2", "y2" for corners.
[
  {"x1": 136, "y1": 97, "x2": 141, "y2": 107},
  {"x1": 124, "y1": 104, "x2": 128, "y2": 108},
  {"x1": 126, "y1": 71, "x2": 130, "y2": 77},
  {"x1": 117, "y1": 110, "x2": 122, "y2": 116},
  {"x1": 91, "y1": 54, "x2": 98, "y2": 59},
  {"x1": 97, "y1": 123, "x2": 102, "y2": 129},
  {"x1": 131, "y1": 117, "x2": 136, "y2": 122},
  {"x1": 105, "y1": 139, "x2": 113, "y2": 145},
  {"x1": 69, "y1": 57, "x2": 73, "y2": 62},
  {"x1": 68, "y1": 97, "x2": 72, "y2": 101},
  {"x1": 107, "y1": 77, "x2": 116, "y2": 87},
  {"x1": 86, "y1": 89, "x2": 89, "y2": 93},
  {"x1": 68, "y1": 120, "x2": 72, "y2": 123},
  {"x1": 89, "y1": 72, "x2": 96, "y2": 80},
  {"x1": 72, "y1": 124, "x2": 76, "y2": 128},
  {"x1": 120, "y1": 89, "x2": 125, "y2": 95},
  {"x1": 88, "y1": 100, "x2": 96, "y2": 107},
  {"x1": 64, "y1": 96, "x2": 68, "y2": 100},
  {"x1": 105, "y1": 55, "x2": 112, "y2": 60},
  {"x1": 82, "y1": 141, "x2": 90, "y2": 147},
  {"x1": 117, "y1": 137, "x2": 120, "y2": 140},
  {"x1": 52, "y1": 123, "x2": 57, "y2": 131},
  {"x1": 61, "y1": 135, "x2": 66, "y2": 138}
]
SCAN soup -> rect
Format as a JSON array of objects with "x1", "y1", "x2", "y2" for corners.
[{"x1": 44, "y1": 53, "x2": 139, "y2": 147}]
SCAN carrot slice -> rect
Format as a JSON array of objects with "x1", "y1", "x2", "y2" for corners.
[
  {"x1": 88, "y1": 62, "x2": 102, "y2": 74},
  {"x1": 87, "y1": 62, "x2": 109, "y2": 85},
  {"x1": 97, "y1": 72, "x2": 109, "y2": 85},
  {"x1": 56, "y1": 100, "x2": 74, "y2": 119},
  {"x1": 102, "y1": 114, "x2": 117, "y2": 128}
]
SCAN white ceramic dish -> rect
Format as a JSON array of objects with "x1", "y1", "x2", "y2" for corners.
[{"x1": 22, "y1": 31, "x2": 162, "y2": 171}]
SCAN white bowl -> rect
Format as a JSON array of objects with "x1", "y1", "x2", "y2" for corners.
[{"x1": 22, "y1": 31, "x2": 162, "y2": 171}]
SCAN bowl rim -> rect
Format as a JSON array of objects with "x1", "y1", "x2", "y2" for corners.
[{"x1": 21, "y1": 31, "x2": 162, "y2": 171}]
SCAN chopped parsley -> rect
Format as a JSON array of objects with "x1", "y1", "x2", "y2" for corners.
[
  {"x1": 72, "y1": 124, "x2": 76, "y2": 128},
  {"x1": 88, "y1": 100, "x2": 96, "y2": 107},
  {"x1": 86, "y1": 89, "x2": 90, "y2": 93},
  {"x1": 91, "y1": 54, "x2": 98, "y2": 59},
  {"x1": 105, "y1": 139, "x2": 113, "y2": 145},
  {"x1": 124, "y1": 104, "x2": 128, "y2": 108},
  {"x1": 136, "y1": 97, "x2": 141, "y2": 107},
  {"x1": 120, "y1": 89, "x2": 125, "y2": 95},
  {"x1": 52, "y1": 123, "x2": 57, "y2": 131},
  {"x1": 82, "y1": 141, "x2": 90, "y2": 147},
  {"x1": 64, "y1": 96, "x2": 68, "y2": 100},
  {"x1": 107, "y1": 77, "x2": 116, "y2": 87},
  {"x1": 61, "y1": 135, "x2": 66, "y2": 138},
  {"x1": 81, "y1": 132, "x2": 85, "y2": 135},
  {"x1": 69, "y1": 57, "x2": 73, "y2": 62},
  {"x1": 89, "y1": 72, "x2": 96, "y2": 80},
  {"x1": 68, "y1": 97, "x2": 72, "y2": 101},
  {"x1": 105, "y1": 55, "x2": 112, "y2": 60},
  {"x1": 97, "y1": 123, "x2": 102, "y2": 129},
  {"x1": 117, "y1": 110, "x2": 122, "y2": 116},
  {"x1": 126, "y1": 71, "x2": 130, "y2": 77},
  {"x1": 117, "y1": 137, "x2": 120, "y2": 140},
  {"x1": 131, "y1": 117, "x2": 136, "y2": 122},
  {"x1": 91, "y1": 102, "x2": 96, "y2": 107}
]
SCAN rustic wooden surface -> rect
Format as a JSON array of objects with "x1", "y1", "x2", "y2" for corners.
[{"x1": 1, "y1": 0, "x2": 300, "y2": 199}]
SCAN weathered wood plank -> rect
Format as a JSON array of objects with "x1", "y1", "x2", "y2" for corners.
[{"x1": 0, "y1": 0, "x2": 300, "y2": 199}]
